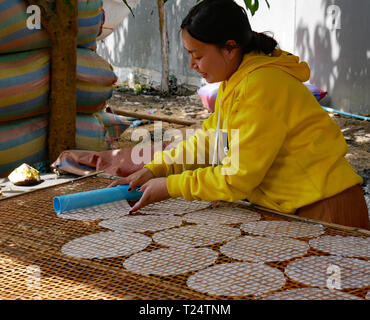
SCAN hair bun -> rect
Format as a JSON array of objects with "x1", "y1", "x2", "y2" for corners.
[{"x1": 250, "y1": 31, "x2": 277, "y2": 55}]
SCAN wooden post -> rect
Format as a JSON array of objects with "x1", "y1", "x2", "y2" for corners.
[
  {"x1": 26, "y1": 0, "x2": 78, "y2": 163},
  {"x1": 157, "y1": 0, "x2": 169, "y2": 93}
]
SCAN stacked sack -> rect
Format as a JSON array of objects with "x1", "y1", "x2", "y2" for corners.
[{"x1": 0, "y1": 0, "x2": 130, "y2": 177}]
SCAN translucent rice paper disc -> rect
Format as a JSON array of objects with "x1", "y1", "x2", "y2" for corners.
[
  {"x1": 187, "y1": 262, "x2": 286, "y2": 297},
  {"x1": 57, "y1": 200, "x2": 132, "y2": 221},
  {"x1": 137, "y1": 198, "x2": 210, "y2": 215},
  {"x1": 309, "y1": 235, "x2": 370, "y2": 258},
  {"x1": 183, "y1": 207, "x2": 261, "y2": 225},
  {"x1": 241, "y1": 221, "x2": 325, "y2": 239},
  {"x1": 123, "y1": 247, "x2": 218, "y2": 276},
  {"x1": 61, "y1": 231, "x2": 152, "y2": 259},
  {"x1": 153, "y1": 224, "x2": 241, "y2": 248},
  {"x1": 99, "y1": 215, "x2": 183, "y2": 233},
  {"x1": 220, "y1": 235, "x2": 309, "y2": 262},
  {"x1": 285, "y1": 256, "x2": 370, "y2": 289}
]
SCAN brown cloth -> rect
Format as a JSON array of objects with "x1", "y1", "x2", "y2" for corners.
[
  {"x1": 296, "y1": 185, "x2": 370, "y2": 230},
  {"x1": 51, "y1": 148, "x2": 145, "y2": 178},
  {"x1": 50, "y1": 142, "x2": 172, "y2": 178}
]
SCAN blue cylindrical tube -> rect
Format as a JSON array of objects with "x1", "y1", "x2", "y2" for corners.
[{"x1": 53, "y1": 185, "x2": 142, "y2": 213}]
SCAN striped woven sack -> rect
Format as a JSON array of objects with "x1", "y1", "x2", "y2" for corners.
[
  {"x1": 0, "y1": 111, "x2": 130, "y2": 177},
  {"x1": 0, "y1": 48, "x2": 117, "y2": 122},
  {"x1": 76, "y1": 110, "x2": 131, "y2": 151},
  {"x1": 0, "y1": 49, "x2": 50, "y2": 122},
  {"x1": 0, "y1": 0, "x2": 104, "y2": 54},
  {"x1": 76, "y1": 48, "x2": 118, "y2": 113},
  {"x1": 0, "y1": 114, "x2": 48, "y2": 177}
]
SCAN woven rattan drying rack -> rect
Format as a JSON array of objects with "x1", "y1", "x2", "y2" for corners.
[{"x1": 0, "y1": 173, "x2": 369, "y2": 300}]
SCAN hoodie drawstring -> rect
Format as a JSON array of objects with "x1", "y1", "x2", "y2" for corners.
[{"x1": 212, "y1": 98, "x2": 222, "y2": 167}]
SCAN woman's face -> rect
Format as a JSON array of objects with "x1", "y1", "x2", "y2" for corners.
[{"x1": 182, "y1": 29, "x2": 241, "y2": 83}]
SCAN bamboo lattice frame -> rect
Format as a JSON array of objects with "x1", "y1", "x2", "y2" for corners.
[{"x1": 0, "y1": 175, "x2": 368, "y2": 300}]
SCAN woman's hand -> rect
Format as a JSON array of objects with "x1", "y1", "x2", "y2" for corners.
[
  {"x1": 129, "y1": 177, "x2": 170, "y2": 213},
  {"x1": 108, "y1": 167, "x2": 155, "y2": 191}
]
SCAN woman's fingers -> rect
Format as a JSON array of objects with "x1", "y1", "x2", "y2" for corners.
[
  {"x1": 108, "y1": 177, "x2": 129, "y2": 188},
  {"x1": 128, "y1": 176, "x2": 145, "y2": 191},
  {"x1": 128, "y1": 178, "x2": 169, "y2": 213},
  {"x1": 129, "y1": 189, "x2": 150, "y2": 213},
  {"x1": 137, "y1": 181, "x2": 149, "y2": 193},
  {"x1": 109, "y1": 168, "x2": 155, "y2": 190}
]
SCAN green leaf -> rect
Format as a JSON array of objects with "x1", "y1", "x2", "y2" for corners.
[
  {"x1": 244, "y1": 0, "x2": 271, "y2": 15},
  {"x1": 62, "y1": 0, "x2": 74, "y2": 14},
  {"x1": 121, "y1": 0, "x2": 135, "y2": 17},
  {"x1": 244, "y1": 0, "x2": 259, "y2": 16},
  {"x1": 192, "y1": 0, "x2": 270, "y2": 15}
]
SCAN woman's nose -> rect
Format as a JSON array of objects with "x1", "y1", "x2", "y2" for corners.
[{"x1": 189, "y1": 58, "x2": 198, "y2": 70}]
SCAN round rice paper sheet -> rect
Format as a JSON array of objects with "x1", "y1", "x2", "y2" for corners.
[
  {"x1": 183, "y1": 207, "x2": 261, "y2": 225},
  {"x1": 187, "y1": 262, "x2": 286, "y2": 297},
  {"x1": 61, "y1": 231, "x2": 152, "y2": 259},
  {"x1": 57, "y1": 200, "x2": 132, "y2": 221},
  {"x1": 153, "y1": 224, "x2": 241, "y2": 248},
  {"x1": 123, "y1": 247, "x2": 218, "y2": 276},
  {"x1": 285, "y1": 256, "x2": 370, "y2": 289},
  {"x1": 309, "y1": 235, "x2": 370, "y2": 258},
  {"x1": 137, "y1": 198, "x2": 210, "y2": 215},
  {"x1": 241, "y1": 221, "x2": 325, "y2": 239},
  {"x1": 220, "y1": 236, "x2": 309, "y2": 262},
  {"x1": 99, "y1": 215, "x2": 183, "y2": 233},
  {"x1": 262, "y1": 288, "x2": 362, "y2": 300}
]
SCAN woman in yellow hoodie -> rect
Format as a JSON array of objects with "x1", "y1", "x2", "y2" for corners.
[{"x1": 111, "y1": 0, "x2": 369, "y2": 229}]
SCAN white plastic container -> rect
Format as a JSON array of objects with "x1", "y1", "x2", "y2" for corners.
[{"x1": 97, "y1": 0, "x2": 141, "y2": 40}]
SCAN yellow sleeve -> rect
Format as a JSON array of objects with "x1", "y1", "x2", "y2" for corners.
[
  {"x1": 166, "y1": 88, "x2": 289, "y2": 202},
  {"x1": 144, "y1": 114, "x2": 217, "y2": 177}
]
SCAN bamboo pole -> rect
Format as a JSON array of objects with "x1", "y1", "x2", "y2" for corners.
[{"x1": 107, "y1": 107, "x2": 196, "y2": 126}]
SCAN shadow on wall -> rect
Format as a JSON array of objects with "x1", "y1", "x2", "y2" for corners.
[
  {"x1": 97, "y1": 0, "x2": 147, "y2": 71},
  {"x1": 295, "y1": 0, "x2": 369, "y2": 115},
  {"x1": 97, "y1": 0, "x2": 200, "y2": 87}
]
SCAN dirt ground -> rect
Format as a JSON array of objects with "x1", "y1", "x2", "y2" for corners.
[{"x1": 107, "y1": 84, "x2": 370, "y2": 211}]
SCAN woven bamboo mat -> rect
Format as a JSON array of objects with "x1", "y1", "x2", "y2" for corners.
[{"x1": 0, "y1": 175, "x2": 368, "y2": 300}]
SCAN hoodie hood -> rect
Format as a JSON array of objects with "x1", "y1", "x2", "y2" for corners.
[{"x1": 220, "y1": 49, "x2": 311, "y2": 101}]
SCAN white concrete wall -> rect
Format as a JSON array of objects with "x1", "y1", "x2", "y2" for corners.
[
  {"x1": 294, "y1": 0, "x2": 369, "y2": 115},
  {"x1": 97, "y1": 0, "x2": 370, "y2": 115}
]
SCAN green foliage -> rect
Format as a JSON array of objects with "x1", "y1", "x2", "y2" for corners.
[
  {"x1": 244, "y1": 0, "x2": 270, "y2": 15},
  {"x1": 62, "y1": 0, "x2": 74, "y2": 14},
  {"x1": 168, "y1": 74, "x2": 178, "y2": 95},
  {"x1": 195, "y1": 0, "x2": 270, "y2": 16},
  {"x1": 120, "y1": 0, "x2": 270, "y2": 18},
  {"x1": 133, "y1": 83, "x2": 147, "y2": 94}
]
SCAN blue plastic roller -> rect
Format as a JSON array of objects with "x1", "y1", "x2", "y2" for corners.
[{"x1": 53, "y1": 184, "x2": 142, "y2": 213}]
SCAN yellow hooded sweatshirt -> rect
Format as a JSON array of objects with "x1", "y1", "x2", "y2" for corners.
[{"x1": 144, "y1": 49, "x2": 363, "y2": 213}]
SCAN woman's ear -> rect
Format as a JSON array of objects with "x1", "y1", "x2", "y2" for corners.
[{"x1": 223, "y1": 40, "x2": 240, "y2": 58}]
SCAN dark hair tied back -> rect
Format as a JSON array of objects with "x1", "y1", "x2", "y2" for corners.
[
  {"x1": 181, "y1": 0, "x2": 277, "y2": 55},
  {"x1": 250, "y1": 31, "x2": 278, "y2": 55}
]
